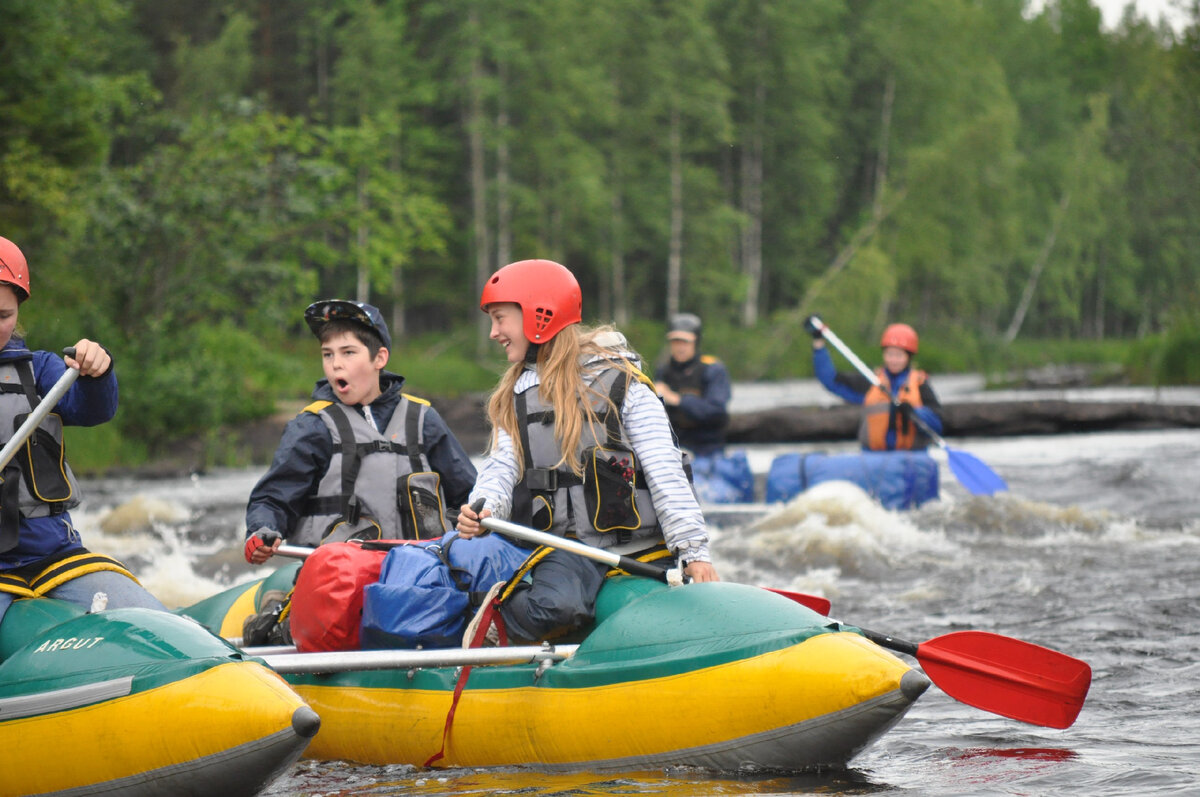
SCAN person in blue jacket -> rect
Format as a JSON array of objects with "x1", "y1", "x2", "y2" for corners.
[
  {"x1": 805, "y1": 317, "x2": 943, "y2": 451},
  {"x1": 0, "y1": 235, "x2": 167, "y2": 628},
  {"x1": 653, "y1": 313, "x2": 732, "y2": 458},
  {"x1": 243, "y1": 299, "x2": 476, "y2": 564}
]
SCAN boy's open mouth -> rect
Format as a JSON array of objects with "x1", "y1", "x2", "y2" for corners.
[{"x1": 336, "y1": 378, "x2": 350, "y2": 390}]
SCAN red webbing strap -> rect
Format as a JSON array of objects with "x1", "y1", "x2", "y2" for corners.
[{"x1": 422, "y1": 598, "x2": 509, "y2": 767}]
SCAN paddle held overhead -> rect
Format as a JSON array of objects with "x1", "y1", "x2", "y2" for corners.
[{"x1": 807, "y1": 316, "x2": 1008, "y2": 496}]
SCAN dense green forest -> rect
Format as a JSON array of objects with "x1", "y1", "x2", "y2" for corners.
[{"x1": 2, "y1": 0, "x2": 1198, "y2": 464}]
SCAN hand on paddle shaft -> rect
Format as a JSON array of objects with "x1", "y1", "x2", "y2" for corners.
[
  {"x1": 805, "y1": 315, "x2": 1008, "y2": 496},
  {"x1": 461, "y1": 499, "x2": 719, "y2": 584},
  {"x1": 245, "y1": 529, "x2": 282, "y2": 564},
  {"x1": 0, "y1": 346, "x2": 97, "y2": 475},
  {"x1": 63, "y1": 339, "x2": 112, "y2": 379}
]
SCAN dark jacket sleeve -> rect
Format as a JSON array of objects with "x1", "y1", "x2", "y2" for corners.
[
  {"x1": 675, "y1": 359, "x2": 731, "y2": 428},
  {"x1": 915, "y1": 378, "x2": 943, "y2": 435},
  {"x1": 245, "y1": 412, "x2": 333, "y2": 539},
  {"x1": 34, "y1": 349, "x2": 118, "y2": 426},
  {"x1": 421, "y1": 405, "x2": 478, "y2": 509}
]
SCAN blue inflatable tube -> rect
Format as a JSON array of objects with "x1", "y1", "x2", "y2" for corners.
[{"x1": 765, "y1": 451, "x2": 938, "y2": 510}]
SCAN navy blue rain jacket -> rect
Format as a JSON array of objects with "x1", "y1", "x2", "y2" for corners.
[
  {"x1": 245, "y1": 372, "x2": 477, "y2": 540},
  {"x1": 654, "y1": 353, "x2": 732, "y2": 457}
]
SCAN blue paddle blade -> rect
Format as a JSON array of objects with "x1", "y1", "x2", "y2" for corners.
[{"x1": 946, "y1": 448, "x2": 1007, "y2": 495}]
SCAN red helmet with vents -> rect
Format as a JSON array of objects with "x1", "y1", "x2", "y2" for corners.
[
  {"x1": 480, "y1": 259, "x2": 582, "y2": 343},
  {"x1": 0, "y1": 237, "x2": 30, "y2": 299}
]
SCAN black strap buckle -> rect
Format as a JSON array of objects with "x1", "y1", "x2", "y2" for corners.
[{"x1": 526, "y1": 468, "x2": 558, "y2": 492}]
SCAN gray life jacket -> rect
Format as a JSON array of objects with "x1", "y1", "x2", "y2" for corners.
[
  {"x1": 293, "y1": 395, "x2": 452, "y2": 547},
  {"x1": 0, "y1": 358, "x2": 82, "y2": 552},
  {"x1": 512, "y1": 363, "x2": 665, "y2": 555}
]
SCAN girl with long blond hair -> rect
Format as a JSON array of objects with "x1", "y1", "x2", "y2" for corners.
[{"x1": 457, "y1": 259, "x2": 718, "y2": 644}]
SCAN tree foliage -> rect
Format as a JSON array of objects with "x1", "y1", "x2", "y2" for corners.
[{"x1": 2, "y1": 0, "x2": 1199, "y2": 455}]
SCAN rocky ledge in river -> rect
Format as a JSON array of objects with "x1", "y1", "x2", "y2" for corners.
[
  {"x1": 726, "y1": 398, "x2": 1200, "y2": 443},
  {"x1": 137, "y1": 391, "x2": 1200, "y2": 479},
  {"x1": 423, "y1": 392, "x2": 1200, "y2": 449}
]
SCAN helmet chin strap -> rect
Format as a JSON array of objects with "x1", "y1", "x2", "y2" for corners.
[{"x1": 524, "y1": 341, "x2": 541, "y2": 364}]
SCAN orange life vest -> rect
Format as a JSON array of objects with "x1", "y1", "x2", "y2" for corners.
[{"x1": 858, "y1": 368, "x2": 927, "y2": 451}]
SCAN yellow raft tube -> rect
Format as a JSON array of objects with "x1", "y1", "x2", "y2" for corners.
[
  {"x1": 204, "y1": 577, "x2": 929, "y2": 772},
  {"x1": 0, "y1": 600, "x2": 319, "y2": 797}
]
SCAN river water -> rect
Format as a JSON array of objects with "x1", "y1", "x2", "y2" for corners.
[{"x1": 70, "y1": 381, "x2": 1200, "y2": 796}]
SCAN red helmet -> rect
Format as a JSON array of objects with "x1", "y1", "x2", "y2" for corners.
[
  {"x1": 480, "y1": 259, "x2": 582, "y2": 343},
  {"x1": 0, "y1": 237, "x2": 30, "y2": 299},
  {"x1": 881, "y1": 323, "x2": 918, "y2": 354}
]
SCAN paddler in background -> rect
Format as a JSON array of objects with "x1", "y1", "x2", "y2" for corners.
[
  {"x1": 653, "y1": 313, "x2": 731, "y2": 458},
  {"x1": 805, "y1": 316, "x2": 943, "y2": 451}
]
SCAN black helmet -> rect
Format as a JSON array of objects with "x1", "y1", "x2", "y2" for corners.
[
  {"x1": 667, "y1": 313, "x2": 702, "y2": 341},
  {"x1": 304, "y1": 299, "x2": 392, "y2": 348}
]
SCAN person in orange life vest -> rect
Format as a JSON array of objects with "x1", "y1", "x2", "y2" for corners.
[
  {"x1": 804, "y1": 317, "x2": 943, "y2": 451},
  {"x1": 653, "y1": 313, "x2": 731, "y2": 458}
]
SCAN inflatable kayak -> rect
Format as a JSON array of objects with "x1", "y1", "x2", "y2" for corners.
[
  {"x1": 0, "y1": 597, "x2": 319, "y2": 797},
  {"x1": 766, "y1": 451, "x2": 939, "y2": 509},
  {"x1": 182, "y1": 565, "x2": 929, "y2": 772}
]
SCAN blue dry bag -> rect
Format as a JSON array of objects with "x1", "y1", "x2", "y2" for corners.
[
  {"x1": 360, "y1": 531, "x2": 531, "y2": 649},
  {"x1": 691, "y1": 450, "x2": 755, "y2": 504}
]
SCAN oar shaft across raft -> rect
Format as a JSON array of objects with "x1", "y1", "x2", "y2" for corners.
[
  {"x1": 478, "y1": 515, "x2": 686, "y2": 585},
  {"x1": 260, "y1": 643, "x2": 579, "y2": 674}
]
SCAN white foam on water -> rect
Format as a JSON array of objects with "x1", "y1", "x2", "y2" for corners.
[
  {"x1": 70, "y1": 493, "x2": 255, "y2": 609},
  {"x1": 917, "y1": 492, "x2": 1200, "y2": 550},
  {"x1": 717, "y1": 480, "x2": 956, "y2": 582}
]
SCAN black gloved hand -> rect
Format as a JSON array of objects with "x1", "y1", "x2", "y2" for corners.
[
  {"x1": 896, "y1": 401, "x2": 914, "y2": 423},
  {"x1": 803, "y1": 315, "x2": 824, "y2": 339}
]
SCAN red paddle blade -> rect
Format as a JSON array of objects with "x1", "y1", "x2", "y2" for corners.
[
  {"x1": 916, "y1": 630, "x2": 1091, "y2": 729},
  {"x1": 764, "y1": 588, "x2": 831, "y2": 616}
]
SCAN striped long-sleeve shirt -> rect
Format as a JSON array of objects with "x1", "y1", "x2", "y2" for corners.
[{"x1": 469, "y1": 358, "x2": 712, "y2": 564}]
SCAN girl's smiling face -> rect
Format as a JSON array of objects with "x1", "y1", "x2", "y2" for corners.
[
  {"x1": 321, "y1": 330, "x2": 387, "y2": 405},
  {"x1": 486, "y1": 302, "x2": 529, "y2": 364}
]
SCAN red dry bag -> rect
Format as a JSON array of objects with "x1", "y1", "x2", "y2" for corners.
[{"x1": 289, "y1": 542, "x2": 387, "y2": 652}]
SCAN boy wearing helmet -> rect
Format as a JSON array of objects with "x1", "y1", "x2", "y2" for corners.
[
  {"x1": 457, "y1": 259, "x2": 718, "y2": 645},
  {"x1": 653, "y1": 313, "x2": 732, "y2": 458},
  {"x1": 0, "y1": 236, "x2": 167, "y2": 629},
  {"x1": 243, "y1": 299, "x2": 476, "y2": 564},
  {"x1": 804, "y1": 316, "x2": 943, "y2": 451}
]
